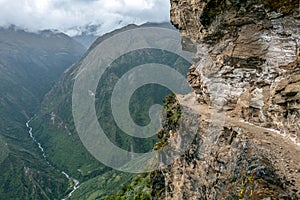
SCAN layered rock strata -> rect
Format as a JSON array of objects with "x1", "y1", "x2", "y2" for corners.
[{"x1": 153, "y1": 0, "x2": 300, "y2": 199}]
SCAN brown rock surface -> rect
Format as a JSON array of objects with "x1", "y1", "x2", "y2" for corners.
[{"x1": 152, "y1": 0, "x2": 300, "y2": 199}]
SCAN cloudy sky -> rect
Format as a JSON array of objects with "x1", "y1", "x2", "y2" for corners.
[{"x1": 0, "y1": 0, "x2": 170, "y2": 36}]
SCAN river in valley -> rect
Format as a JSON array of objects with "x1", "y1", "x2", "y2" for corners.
[{"x1": 25, "y1": 120, "x2": 80, "y2": 199}]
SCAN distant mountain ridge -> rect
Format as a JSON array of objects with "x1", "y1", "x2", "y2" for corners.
[
  {"x1": 70, "y1": 22, "x2": 173, "y2": 48},
  {"x1": 0, "y1": 25, "x2": 86, "y2": 118},
  {"x1": 0, "y1": 26, "x2": 86, "y2": 199}
]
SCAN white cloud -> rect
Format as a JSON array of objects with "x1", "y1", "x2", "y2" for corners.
[
  {"x1": 123, "y1": 0, "x2": 154, "y2": 10},
  {"x1": 34, "y1": 0, "x2": 50, "y2": 12},
  {"x1": 0, "y1": 0, "x2": 170, "y2": 36}
]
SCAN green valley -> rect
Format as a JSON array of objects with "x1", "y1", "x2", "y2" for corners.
[
  {"x1": 30, "y1": 23, "x2": 191, "y2": 199},
  {"x1": 0, "y1": 26, "x2": 86, "y2": 199}
]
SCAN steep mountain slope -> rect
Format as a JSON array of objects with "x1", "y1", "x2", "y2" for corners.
[
  {"x1": 0, "y1": 26, "x2": 86, "y2": 120},
  {"x1": 148, "y1": 0, "x2": 300, "y2": 199},
  {"x1": 72, "y1": 34, "x2": 98, "y2": 49},
  {"x1": 0, "y1": 26, "x2": 86, "y2": 199},
  {"x1": 31, "y1": 22, "x2": 192, "y2": 199}
]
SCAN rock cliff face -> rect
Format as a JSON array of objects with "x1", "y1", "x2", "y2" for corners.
[{"x1": 154, "y1": 0, "x2": 300, "y2": 199}]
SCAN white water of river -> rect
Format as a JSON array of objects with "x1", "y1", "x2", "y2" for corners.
[{"x1": 26, "y1": 120, "x2": 80, "y2": 199}]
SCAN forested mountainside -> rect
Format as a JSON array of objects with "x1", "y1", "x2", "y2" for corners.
[
  {"x1": 111, "y1": 0, "x2": 300, "y2": 199},
  {"x1": 0, "y1": 26, "x2": 86, "y2": 199},
  {"x1": 30, "y1": 22, "x2": 192, "y2": 199}
]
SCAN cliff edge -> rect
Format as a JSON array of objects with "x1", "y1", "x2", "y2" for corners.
[{"x1": 153, "y1": 0, "x2": 300, "y2": 199}]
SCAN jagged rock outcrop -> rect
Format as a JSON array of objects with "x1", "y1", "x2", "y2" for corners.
[
  {"x1": 171, "y1": 0, "x2": 300, "y2": 143},
  {"x1": 153, "y1": 0, "x2": 300, "y2": 199}
]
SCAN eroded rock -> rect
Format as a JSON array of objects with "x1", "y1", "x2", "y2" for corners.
[{"x1": 153, "y1": 0, "x2": 300, "y2": 199}]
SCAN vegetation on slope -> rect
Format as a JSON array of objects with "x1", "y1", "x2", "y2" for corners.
[
  {"x1": 0, "y1": 27, "x2": 86, "y2": 199},
  {"x1": 32, "y1": 24, "x2": 191, "y2": 198},
  {"x1": 108, "y1": 94, "x2": 182, "y2": 199}
]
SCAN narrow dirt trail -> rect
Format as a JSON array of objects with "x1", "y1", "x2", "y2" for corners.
[
  {"x1": 176, "y1": 93, "x2": 300, "y2": 187},
  {"x1": 177, "y1": 92, "x2": 300, "y2": 151},
  {"x1": 177, "y1": 93, "x2": 279, "y2": 133}
]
